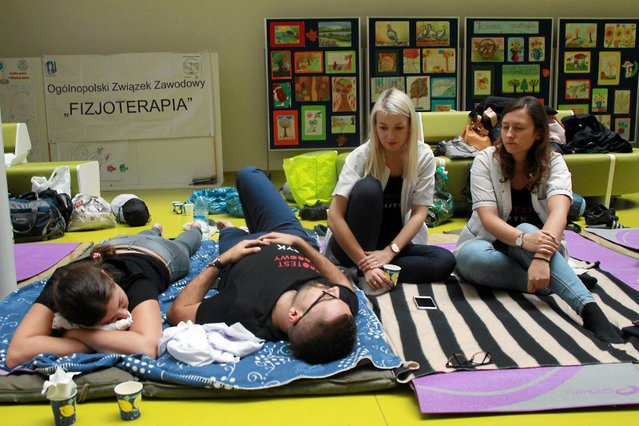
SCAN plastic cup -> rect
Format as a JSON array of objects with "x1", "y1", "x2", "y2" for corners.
[
  {"x1": 114, "y1": 381, "x2": 143, "y2": 421},
  {"x1": 183, "y1": 203, "x2": 194, "y2": 217},
  {"x1": 382, "y1": 264, "x2": 401, "y2": 287},
  {"x1": 49, "y1": 390, "x2": 77, "y2": 426}
]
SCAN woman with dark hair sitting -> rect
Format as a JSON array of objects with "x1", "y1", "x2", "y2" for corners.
[
  {"x1": 6, "y1": 224, "x2": 202, "y2": 368},
  {"x1": 454, "y1": 96, "x2": 622, "y2": 343}
]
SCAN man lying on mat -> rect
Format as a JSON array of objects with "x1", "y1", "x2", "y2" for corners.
[
  {"x1": 167, "y1": 166, "x2": 358, "y2": 364},
  {"x1": 6, "y1": 223, "x2": 202, "y2": 368}
]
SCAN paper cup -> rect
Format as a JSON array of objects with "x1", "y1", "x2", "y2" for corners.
[
  {"x1": 383, "y1": 264, "x2": 401, "y2": 287},
  {"x1": 171, "y1": 201, "x2": 184, "y2": 215},
  {"x1": 183, "y1": 203, "x2": 194, "y2": 217},
  {"x1": 49, "y1": 390, "x2": 77, "y2": 426},
  {"x1": 114, "y1": 381, "x2": 143, "y2": 421}
]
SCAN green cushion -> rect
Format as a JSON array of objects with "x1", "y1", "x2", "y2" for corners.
[
  {"x1": 421, "y1": 111, "x2": 469, "y2": 143},
  {"x1": 6, "y1": 161, "x2": 91, "y2": 195},
  {"x1": 2, "y1": 123, "x2": 18, "y2": 152},
  {"x1": 611, "y1": 148, "x2": 639, "y2": 196},
  {"x1": 563, "y1": 154, "x2": 613, "y2": 197}
]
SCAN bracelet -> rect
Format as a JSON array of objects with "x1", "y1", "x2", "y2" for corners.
[
  {"x1": 207, "y1": 257, "x2": 224, "y2": 270},
  {"x1": 532, "y1": 256, "x2": 550, "y2": 263}
]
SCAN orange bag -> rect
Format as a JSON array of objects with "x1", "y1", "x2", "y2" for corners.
[{"x1": 460, "y1": 117, "x2": 491, "y2": 151}]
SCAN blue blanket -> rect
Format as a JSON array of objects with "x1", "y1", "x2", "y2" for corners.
[{"x1": 0, "y1": 241, "x2": 402, "y2": 390}]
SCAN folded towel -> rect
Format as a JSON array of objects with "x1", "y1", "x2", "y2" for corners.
[
  {"x1": 158, "y1": 321, "x2": 264, "y2": 366},
  {"x1": 52, "y1": 311, "x2": 133, "y2": 331}
]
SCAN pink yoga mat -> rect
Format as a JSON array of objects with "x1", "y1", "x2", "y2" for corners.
[
  {"x1": 14, "y1": 243, "x2": 80, "y2": 282},
  {"x1": 414, "y1": 363, "x2": 639, "y2": 413}
]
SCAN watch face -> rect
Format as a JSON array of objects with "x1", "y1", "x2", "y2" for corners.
[{"x1": 391, "y1": 243, "x2": 400, "y2": 253}]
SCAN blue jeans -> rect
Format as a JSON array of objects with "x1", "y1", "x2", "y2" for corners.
[
  {"x1": 455, "y1": 223, "x2": 594, "y2": 314},
  {"x1": 103, "y1": 226, "x2": 202, "y2": 282},
  {"x1": 218, "y1": 166, "x2": 318, "y2": 254}
]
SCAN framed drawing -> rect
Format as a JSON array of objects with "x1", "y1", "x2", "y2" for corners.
[
  {"x1": 269, "y1": 21, "x2": 305, "y2": 48},
  {"x1": 301, "y1": 105, "x2": 326, "y2": 140},
  {"x1": 273, "y1": 110, "x2": 299, "y2": 146}
]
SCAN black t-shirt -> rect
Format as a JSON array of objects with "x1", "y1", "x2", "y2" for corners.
[
  {"x1": 35, "y1": 254, "x2": 170, "y2": 314},
  {"x1": 378, "y1": 175, "x2": 403, "y2": 248},
  {"x1": 507, "y1": 187, "x2": 544, "y2": 229},
  {"x1": 195, "y1": 244, "x2": 358, "y2": 341}
]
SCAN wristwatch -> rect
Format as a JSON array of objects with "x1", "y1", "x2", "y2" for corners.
[
  {"x1": 515, "y1": 233, "x2": 525, "y2": 248},
  {"x1": 389, "y1": 243, "x2": 400, "y2": 254},
  {"x1": 207, "y1": 257, "x2": 224, "y2": 270}
]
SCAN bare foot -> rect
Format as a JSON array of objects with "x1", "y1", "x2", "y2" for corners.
[
  {"x1": 152, "y1": 223, "x2": 163, "y2": 237},
  {"x1": 216, "y1": 220, "x2": 234, "y2": 230}
]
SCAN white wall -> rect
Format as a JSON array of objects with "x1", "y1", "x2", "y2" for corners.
[{"x1": 0, "y1": 0, "x2": 635, "y2": 173}]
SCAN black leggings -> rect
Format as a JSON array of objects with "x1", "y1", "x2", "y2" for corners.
[{"x1": 328, "y1": 176, "x2": 456, "y2": 283}]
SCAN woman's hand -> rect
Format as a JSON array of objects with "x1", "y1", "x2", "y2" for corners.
[
  {"x1": 357, "y1": 249, "x2": 394, "y2": 272},
  {"x1": 523, "y1": 230, "x2": 559, "y2": 257},
  {"x1": 364, "y1": 267, "x2": 391, "y2": 290},
  {"x1": 527, "y1": 259, "x2": 550, "y2": 292}
]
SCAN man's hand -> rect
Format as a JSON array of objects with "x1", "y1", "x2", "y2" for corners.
[
  {"x1": 220, "y1": 239, "x2": 269, "y2": 265},
  {"x1": 257, "y1": 232, "x2": 301, "y2": 247}
]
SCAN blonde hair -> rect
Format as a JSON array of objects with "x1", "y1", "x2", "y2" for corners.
[{"x1": 366, "y1": 88, "x2": 419, "y2": 184}]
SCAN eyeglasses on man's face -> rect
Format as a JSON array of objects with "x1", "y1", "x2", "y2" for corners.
[
  {"x1": 445, "y1": 351, "x2": 492, "y2": 369},
  {"x1": 298, "y1": 290, "x2": 338, "y2": 322}
]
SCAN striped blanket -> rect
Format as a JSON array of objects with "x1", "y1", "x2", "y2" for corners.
[{"x1": 372, "y1": 263, "x2": 639, "y2": 380}]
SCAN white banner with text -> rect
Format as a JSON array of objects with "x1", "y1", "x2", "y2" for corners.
[{"x1": 43, "y1": 51, "x2": 214, "y2": 143}]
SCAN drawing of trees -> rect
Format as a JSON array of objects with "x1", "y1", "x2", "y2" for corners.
[
  {"x1": 529, "y1": 79, "x2": 539, "y2": 92},
  {"x1": 520, "y1": 79, "x2": 529, "y2": 93},
  {"x1": 507, "y1": 79, "x2": 521, "y2": 93}
]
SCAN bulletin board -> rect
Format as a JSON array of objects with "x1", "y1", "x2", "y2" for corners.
[
  {"x1": 367, "y1": 17, "x2": 460, "y2": 113},
  {"x1": 556, "y1": 18, "x2": 639, "y2": 142},
  {"x1": 464, "y1": 18, "x2": 553, "y2": 110},
  {"x1": 265, "y1": 18, "x2": 362, "y2": 150}
]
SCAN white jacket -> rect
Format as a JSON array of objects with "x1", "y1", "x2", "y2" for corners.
[
  {"x1": 455, "y1": 146, "x2": 573, "y2": 255},
  {"x1": 327, "y1": 141, "x2": 435, "y2": 247}
]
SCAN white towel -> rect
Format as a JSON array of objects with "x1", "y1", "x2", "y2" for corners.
[
  {"x1": 158, "y1": 321, "x2": 264, "y2": 366},
  {"x1": 52, "y1": 311, "x2": 133, "y2": 331}
]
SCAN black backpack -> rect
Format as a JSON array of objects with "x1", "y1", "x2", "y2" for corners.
[{"x1": 9, "y1": 191, "x2": 67, "y2": 243}]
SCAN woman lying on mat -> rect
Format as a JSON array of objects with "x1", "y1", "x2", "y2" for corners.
[
  {"x1": 454, "y1": 96, "x2": 623, "y2": 343},
  {"x1": 325, "y1": 88, "x2": 456, "y2": 294},
  {"x1": 5, "y1": 223, "x2": 202, "y2": 368}
]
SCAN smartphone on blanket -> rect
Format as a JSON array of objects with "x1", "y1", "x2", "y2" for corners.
[{"x1": 414, "y1": 296, "x2": 438, "y2": 310}]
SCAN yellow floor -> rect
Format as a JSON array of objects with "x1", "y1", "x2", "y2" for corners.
[{"x1": 2, "y1": 172, "x2": 639, "y2": 424}]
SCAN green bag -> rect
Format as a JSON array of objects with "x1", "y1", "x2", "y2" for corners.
[
  {"x1": 426, "y1": 166, "x2": 455, "y2": 227},
  {"x1": 283, "y1": 150, "x2": 338, "y2": 208}
]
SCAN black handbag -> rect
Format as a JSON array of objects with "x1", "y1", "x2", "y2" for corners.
[{"x1": 9, "y1": 192, "x2": 67, "y2": 242}]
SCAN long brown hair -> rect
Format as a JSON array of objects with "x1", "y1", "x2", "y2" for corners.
[
  {"x1": 494, "y1": 96, "x2": 551, "y2": 190},
  {"x1": 51, "y1": 245, "x2": 121, "y2": 326}
]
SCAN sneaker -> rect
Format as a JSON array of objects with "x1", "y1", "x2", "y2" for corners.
[
  {"x1": 299, "y1": 201, "x2": 328, "y2": 221},
  {"x1": 584, "y1": 205, "x2": 624, "y2": 228}
]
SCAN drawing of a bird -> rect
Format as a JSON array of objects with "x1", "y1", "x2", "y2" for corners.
[
  {"x1": 417, "y1": 24, "x2": 433, "y2": 41},
  {"x1": 417, "y1": 24, "x2": 446, "y2": 41},
  {"x1": 386, "y1": 24, "x2": 399, "y2": 45}
]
